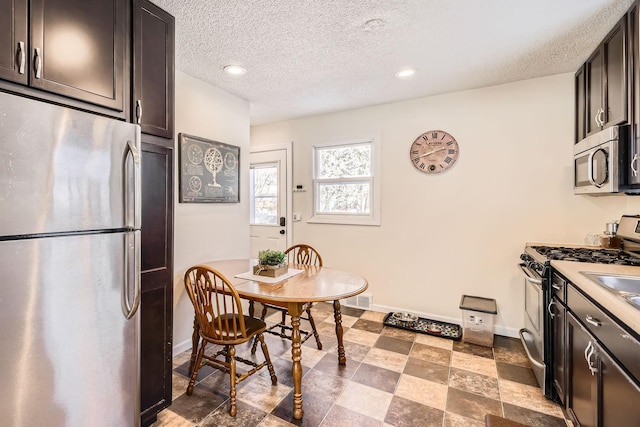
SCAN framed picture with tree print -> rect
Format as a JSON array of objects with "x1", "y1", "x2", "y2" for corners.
[{"x1": 178, "y1": 133, "x2": 240, "y2": 203}]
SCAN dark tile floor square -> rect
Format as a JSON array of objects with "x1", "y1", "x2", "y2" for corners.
[{"x1": 373, "y1": 335, "x2": 413, "y2": 355}]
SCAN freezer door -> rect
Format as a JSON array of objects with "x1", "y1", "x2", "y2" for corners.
[
  {"x1": 0, "y1": 232, "x2": 140, "y2": 427},
  {"x1": 0, "y1": 91, "x2": 141, "y2": 236}
]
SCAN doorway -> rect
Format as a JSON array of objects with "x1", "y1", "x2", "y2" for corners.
[{"x1": 249, "y1": 144, "x2": 292, "y2": 256}]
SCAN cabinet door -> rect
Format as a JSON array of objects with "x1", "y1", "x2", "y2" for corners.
[
  {"x1": 575, "y1": 65, "x2": 586, "y2": 143},
  {"x1": 629, "y1": 4, "x2": 640, "y2": 186},
  {"x1": 586, "y1": 48, "x2": 604, "y2": 136},
  {"x1": 603, "y1": 18, "x2": 627, "y2": 128},
  {"x1": 599, "y1": 346, "x2": 640, "y2": 427},
  {"x1": 140, "y1": 141, "x2": 174, "y2": 425},
  {"x1": 133, "y1": 0, "x2": 174, "y2": 138},
  {"x1": 567, "y1": 313, "x2": 597, "y2": 427},
  {"x1": 29, "y1": 0, "x2": 127, "y2": 111},
  {"x1": 0, "y1": 0, "x2": 27, "y2": 84},
  {"x1": 551, "y1": 298, "x2": 566, "y2": 405}
]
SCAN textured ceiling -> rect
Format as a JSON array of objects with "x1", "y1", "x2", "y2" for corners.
[{"x1": 151, "y1": 0, "x2": 634, "y2": 125}]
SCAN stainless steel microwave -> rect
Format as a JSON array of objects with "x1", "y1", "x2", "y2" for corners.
[{"x1": 574, "y1": 125, "x2": 629, "y2": 195}]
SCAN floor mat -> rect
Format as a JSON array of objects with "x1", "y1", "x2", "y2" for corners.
[{"x1": 383, "y1": 312, "x2": 462, "y2": 340}]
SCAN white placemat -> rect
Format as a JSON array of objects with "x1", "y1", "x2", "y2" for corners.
[{"x1": 235, "y1": 268, "x2": 304, "y2": 284}]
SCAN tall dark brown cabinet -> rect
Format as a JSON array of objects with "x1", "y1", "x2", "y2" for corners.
[{"x1": 133, "y1": 0, "x2": 175, "y2": 425}]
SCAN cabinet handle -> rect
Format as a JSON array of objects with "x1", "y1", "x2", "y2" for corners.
[
  {"x1": 631, "y1": 153, "x2": 639, "y2": 177},
  {"x1": 33, "y1": 48, "x2": 41, "y2": 79},
  {"x1": 585, "y1": 314, "x2": 601, "y2": 327},
  {"x1": 584, "y1": 341, "x2": 598, "y2": 375},
  {"x1": 547, "y1": 300, "x2": 556, "y2": 319},
  {"x1": 135, "y1": 100, "x2": 142, "y2": 124},
  {"x1": 17, "y1": 41, "x2": 25, "y2": 74},
  {"x1": 597, "y1": 108, "x2": 605, "y2": 127}
]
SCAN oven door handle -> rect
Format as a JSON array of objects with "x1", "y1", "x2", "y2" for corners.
[
  {"x1": 518, "y1": 263, "x2": 542, "y2": 285},
  {"x1": 519, "y1": 328, "x2": 545, "y2": 369}
]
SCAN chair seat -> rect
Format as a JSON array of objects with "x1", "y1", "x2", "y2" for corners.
[{"x1": 211, "y1": 314, "x2": 267, "y2": 340}]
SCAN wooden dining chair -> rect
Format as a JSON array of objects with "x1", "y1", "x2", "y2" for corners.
[
  {"x1": 184, "y1": 265, "x2": 277, "y2": 417},
  {"x1": 252, "y1": 244, "x2": 324, "y2": 353}
]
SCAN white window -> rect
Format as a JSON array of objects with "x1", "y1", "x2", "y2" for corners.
[
  {"x1": 250, "y1": 164, "x2": 278, "y2": 225},
  {"x1": 309, "y1": 136, "x2": 380, "y2": 225}
]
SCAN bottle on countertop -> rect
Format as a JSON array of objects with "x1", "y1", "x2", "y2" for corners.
[{"x1": 601, "y1": 220, "x2": 621, "y2": 249}]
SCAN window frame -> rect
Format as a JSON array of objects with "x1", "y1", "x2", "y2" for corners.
[{"x1": 308, "y1": 136, "x2": 381, "y2": 226}]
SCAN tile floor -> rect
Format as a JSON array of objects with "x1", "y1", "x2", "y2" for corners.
[{"x1": 152, "y1": 303, "x2": 568, "y2": 427}]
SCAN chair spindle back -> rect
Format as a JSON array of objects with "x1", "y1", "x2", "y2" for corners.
[{"x1": 184, "y1": 265, "x2": 247, "y2": 342}]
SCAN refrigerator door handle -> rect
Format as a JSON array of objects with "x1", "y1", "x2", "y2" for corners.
[
  {"x1": 122, "y1": 231, "x2": 141, "y2": 319},
  {"x1": 124, "y1": 139, "x2": 142, "y2": 229}
]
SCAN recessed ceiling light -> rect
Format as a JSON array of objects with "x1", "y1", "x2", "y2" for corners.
[
  {"x1": 395, "y1": 68, "x2": 417, "y2": 79},
  {"x1": 364, "y1": 18, "x2": 386, "y2": 30},
  {"x1": 223, "y1": 65, "x2": 247, "y2": 76}
]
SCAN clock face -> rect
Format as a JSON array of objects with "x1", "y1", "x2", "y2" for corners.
[{"x1": 410, "y1": 130, "x2": 459, "y2": 174}]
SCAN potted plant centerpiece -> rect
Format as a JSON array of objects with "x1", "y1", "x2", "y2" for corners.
[{"x1": 253, "y1": 249, "x2": 288, "y2": 277}]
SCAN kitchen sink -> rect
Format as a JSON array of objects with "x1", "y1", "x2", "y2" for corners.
[
  {"x1": 581, "y1": 272, "x2": 640, "y2": 309},
  {"x1": 583, "y1": 273, "x2": 640, "y2": 294},
  {"x1": 624, "y1": 295, "x2": 640, "y2": 309}
]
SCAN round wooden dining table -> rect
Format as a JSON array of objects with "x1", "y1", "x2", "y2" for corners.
[{"x1": 188, "y1": 259, "x2": 368, "y2": 420}]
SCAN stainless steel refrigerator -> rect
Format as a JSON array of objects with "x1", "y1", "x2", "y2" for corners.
[{"x1": 0, "y1": 92, "x2": 141, "y2": 426}]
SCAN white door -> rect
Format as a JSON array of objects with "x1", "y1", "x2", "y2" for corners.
[{"x1": 249, "y1": 146, "x2": 291, "y2": 256}]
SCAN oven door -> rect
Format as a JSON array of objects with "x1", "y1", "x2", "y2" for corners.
[{"x1": 518, "y1": 263, "x2": 547, "y2": 393}]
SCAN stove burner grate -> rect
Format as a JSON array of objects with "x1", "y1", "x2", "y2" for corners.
[{"x1": 531, "y1": 246, "x2": 640, "y2": 266}]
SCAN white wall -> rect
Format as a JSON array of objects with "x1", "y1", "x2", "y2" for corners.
[
  {"x1": 250, "y1": 73, "x2": 640, "y2": 336},
  {"x1": 172, "y1": 70, "x2": 250, "y2": 353}
]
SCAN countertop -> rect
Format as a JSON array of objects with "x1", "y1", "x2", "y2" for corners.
[{"x1": 551, "y1": 260, "x2": 640, "y2": 335}]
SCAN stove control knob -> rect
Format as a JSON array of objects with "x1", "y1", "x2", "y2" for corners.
[{"x1": 520, "y1": 253, "x2": 533, "y2": 263}]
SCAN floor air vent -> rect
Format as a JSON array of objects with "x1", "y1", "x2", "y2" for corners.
[{"x1": 343, "y1": 294, "x2": 372, "y2": 310}]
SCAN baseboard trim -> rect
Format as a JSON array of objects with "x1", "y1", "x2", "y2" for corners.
[
  {"x1": 173, "y1": 303, "x2": 521, "y2": 357},
  {"x1": 173, "y1": 339, "x2": 192, "y2": 357}
]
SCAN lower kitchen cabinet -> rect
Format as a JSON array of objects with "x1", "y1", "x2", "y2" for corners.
[
  {"x1": 550, "y1": 296, "x2": 566, "y2": 405},
  {"x1": 140, "y1": 141, "x2": 174, "y2": 426},
  {"x1": 564, "y1": 283, "x2": 640, "y2": 427},
  {"x1": 567, "y1": 313, "x2": 597, "y2": 427},
  {"x1": 599, "y1": 341, "x2": 640, "y2": 426}
]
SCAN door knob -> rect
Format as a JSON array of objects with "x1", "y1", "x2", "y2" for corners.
[{"x1": 279, "y1": 230, "x2": 285, "y2": 235}]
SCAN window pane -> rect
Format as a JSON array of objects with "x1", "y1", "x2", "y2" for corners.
[
  {"x1": 253, "y1": 166, "x2": 278, "y2": 196},
  {"x1": 254, "y1": 196, "x2": 277, "y2": 224},
  {"x1": 317, "y1": 182, "x2": 370, "y2": 214},
  {"x1": 317, "y1": 144, "x2": 371, "y2": 178},
  {"x1": 250, "y1": 165, "x2": 278, "y2": 224}
]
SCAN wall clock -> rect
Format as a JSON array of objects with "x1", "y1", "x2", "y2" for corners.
[{"x1": 410, "y1": 130, "x2": 459, "y2": 174}]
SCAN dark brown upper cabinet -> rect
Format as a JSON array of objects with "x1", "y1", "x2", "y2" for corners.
[
  {"x1": 0, "y1": 0, "x2": 27, "y2": 84},
  {"x1": 0, "y1": 0, "x2": 128, "y2": 114},
  {"x1": 575, "y1": 65, "x2": 586, "y2": 143},
  {"x1": 584, "y1": 16, "x2": 628, "y2": 137},
  {"x1": 133, "y1": 0, "x2": 174, "y2": 138}
]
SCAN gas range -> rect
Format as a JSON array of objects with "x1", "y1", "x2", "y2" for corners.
[
  {"x1": 523, "y1": 215, "x2": 640, "y2": 271},
  {"x1": 518, "y1": 215, "x2": 640, "y2": 401}
]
